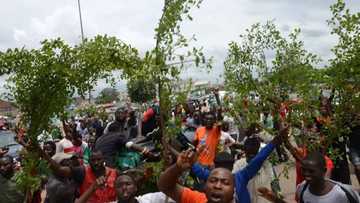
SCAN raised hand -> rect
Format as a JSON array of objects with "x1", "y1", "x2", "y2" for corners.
[
  {"x1": 257, "y1": 187, "x2": 286, "y2": 203},
  {"x1": 176, "y1": 145, "x2": 205, "y2": 170},
  {"x1": 94, "y1": 176, "x2": 106, "y2": 189}
]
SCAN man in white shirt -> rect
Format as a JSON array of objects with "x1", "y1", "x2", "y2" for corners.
[
  {"x1": 296, "y1": 151, "x2": 360, "y2": 203},
  {"x1": 219, "y1": 121, "x2": 236, "y2": 153},
  {"x1": 258, "y1": 151, "x2": 360, "y2": 203}
]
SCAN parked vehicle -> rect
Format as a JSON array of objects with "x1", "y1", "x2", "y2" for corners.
[{"x1": 0, "y1": 130, "x2": 22, "y2": 159}]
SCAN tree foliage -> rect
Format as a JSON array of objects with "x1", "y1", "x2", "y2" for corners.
[
  {"x1": 224, "y1": 21, "x2": 321, "y2": 130},
  {"x1": 327, "y1": 0, "x2": 360, "y2": 115},
  {"x1": 0, "y1": 35, "x2": 141, "y2": 193},
  {"x1": 95, "y1": 87, "x2": 120, "y2": 104},
  {"x1": 127, "y1": 78, "x2": 156, "y2": 103}
]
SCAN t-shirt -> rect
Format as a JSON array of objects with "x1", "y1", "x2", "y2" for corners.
[
  {"x1": 70, "y1": 141, "x2": 88, "y2": 158},
  {"x1": 136, "y1": 192, "x2": 176, "y2": 203},
  {"x1": 297, "y1": 183, "x2": 349, "y2": 203},
  {"x1": 181, "y1": 187, "x2": 207, "y2": 203},
  {"x1": 109, "y1": 192, "x2": 175, "y2": 203},
  {"x1": 194, "y1": 126, "x2": 221, "y2": 166},
  {"x1": 0, "y1": 174, "x2": 25, "y2": 203},
  {"x1": 219, "y1": 131, "x2": 236, "y2": 153},
  {"x1": 72, "y1": 166, "x2": 117, "y2": 203},
  {"x1": 295, "y1": 147, "x2": 334, "y2": 186}
]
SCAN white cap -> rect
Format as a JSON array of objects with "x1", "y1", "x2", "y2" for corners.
[{"x1": 52, "y1": 152, "x2": 74, "y2": 164}]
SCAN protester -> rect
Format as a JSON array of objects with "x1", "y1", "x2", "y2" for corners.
[
  {"x1": 45, "y1": 152, "x2": 78, "y2": 203},
  {"x1": 71, "y1": 131, "x2": 88, "y2": 160},
  {"x1": 40, "y1": 147, "x2": 118, "y2": 203},
  {"x1": 284, "y1": 127, "x2": 334, "y2": 187},
  {"x1": 43, "y1": 140, "x2": 57, "y2": 158},
  {"x1": 257, "y1": 151, "x2": 360, "y2": 203},
  {"x1": 296, "y1": 151, "x2": 360, "y2": 202},
  {"x1": 158, "y1": 147, "x2": 235, "y2": 203},
  {"x1": 191, "y1": 126, "x2": 287, "y2": 203},
  {"x1": 94, "y1": 121, "x2": 129, "y2": 167},
  {"x1": 219, "y1": 121, "x2": 236, "y2": 154},
  {"x1": 77, "y1": 172, "x2": 176, "y2": 203},
  {"x1": 0, "y1": 155, "x2": 25, "y2": 203},
  {"x1": 56, "y1": 122, "x2": 74, "y2": 154},
  {"x1": 83, "y1": 136, "x2": 96, "y2": 165},
  {"x1": 76, "y1": 119, "x2": 89, "y2": 141},
  {"x1": 193, "y1": 112, "x2": 221, "y2": 167},
  {"x1": 103, "y1": 106, "x2": 129, "y2": 136},
  {"x1": 232, "y1": 137, "x2": 275, "y2": 203},
  {"x1": 318, "y1": 96, "x2": 351, "y2": 184}
]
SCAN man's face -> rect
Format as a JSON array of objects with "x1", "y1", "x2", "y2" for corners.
[
  {"x1": 244, "y1": 145, "x2": 259, "y2": 161},
  {"x1": 204, "y1": 168, "x2": 234, "y2": 203},
  {"x1": 115, "y1": 175, "x2": 137, "y2": 201},
  {"x1": 300, "y1": 159, "x2": 325, "y2": 185},
  {"x1": 89, "y1": 152, "x2": 105, "y2": 175},
  {"x1": 88, "y1": 137, "x2": 96, "y2": 149},
  {"x1": 43, "y1": 144, "x2": 55, "y2": 158},
  {"x1": 0, "y1": 157, "x2": 14, "y2": 178},
  {"x1": 115, "y1": 110, "x2": 128, "y2": 122},
  {"x1": 204, "y1": 114, "x2": 215, "y2": 129}
]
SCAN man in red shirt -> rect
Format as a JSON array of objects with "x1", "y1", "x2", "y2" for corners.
[{"x1": 42, "y1": 149, "x2": 118, "y2": 203}]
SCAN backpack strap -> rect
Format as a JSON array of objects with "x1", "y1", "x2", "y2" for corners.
[
  {"x1": 299, "y1": 182, "x2": 309, "y2": 203},
  {"x1": 326, "y1": 179, "x2": 359, "y2": 203},
  {"x1": 336, "y1": 184, "x2": 358, "y2": 203}
]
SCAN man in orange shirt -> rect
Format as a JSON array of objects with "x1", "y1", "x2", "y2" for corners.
[
  {"x1": 193, "y1": 112, "x2": 221, "y2": 167},
  {"x1": 158, "y1": 148, "x2": 235, "y2": 203}
]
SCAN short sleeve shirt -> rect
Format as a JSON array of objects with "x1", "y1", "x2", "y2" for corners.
[
  {"x1": 194, "y1": 126, "x2": 221, "y2": 166},
  {"x1": 181, "y1": 187, "x2": 207, "y2": 203},
  {"x1": 296, "y1": 183, "x2": 349, "y2": 203}
]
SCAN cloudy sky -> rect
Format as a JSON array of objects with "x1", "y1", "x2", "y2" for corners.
[{"x1": 1, "y1": 0, "x2": 360, "y2": 94}]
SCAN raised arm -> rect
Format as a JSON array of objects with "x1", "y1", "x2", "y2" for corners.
[
  {"x1": 283, "y1": 138, "x2": 302, "y2": 162},
  {"x1": 23, "y1": 141, "x2": 73, "y2": 178},
  {"x1": 191, "y1": 162, "x2": 210, "y2": 180},
  {"x1": 158, "y1": 148, "x2": 201, "y2": 203},
  {"x1": 239, "y1": 123, "x2": 288, "y2": 181},
  {"x1": 75, "y1": 176, "x2": 106, "y2": 203},
  {"x1": 257, "y1": 187, "x2": 288, "y2": 203},
  {"x1": 283, "y1": 129, "x2": 303, "y2": 161}
]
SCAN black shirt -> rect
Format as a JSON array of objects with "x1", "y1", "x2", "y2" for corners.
[{"x1": 94, "y1": 132, "x2": 128, "y2": 167}]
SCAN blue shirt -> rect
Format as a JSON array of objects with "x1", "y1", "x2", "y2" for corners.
[{"x1": 191, "y1": 142, "x2": 276, "y2": 203}]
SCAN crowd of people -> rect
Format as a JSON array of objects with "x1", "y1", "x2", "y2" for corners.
[{"x1": 1, "y1": 89, "x2": 360, "y2": 203}]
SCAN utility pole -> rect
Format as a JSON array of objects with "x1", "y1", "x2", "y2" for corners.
[
  {"x1": 77, "y1": 0, "x2": 92, "y2": 103},
  {"x1": 77, "y1": 0, "x2": 85, "y2": 42}
]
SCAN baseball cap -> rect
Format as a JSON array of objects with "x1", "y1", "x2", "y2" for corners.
[{"x1": 52, "y1": 152, "x2": 75, "y2": 164}]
